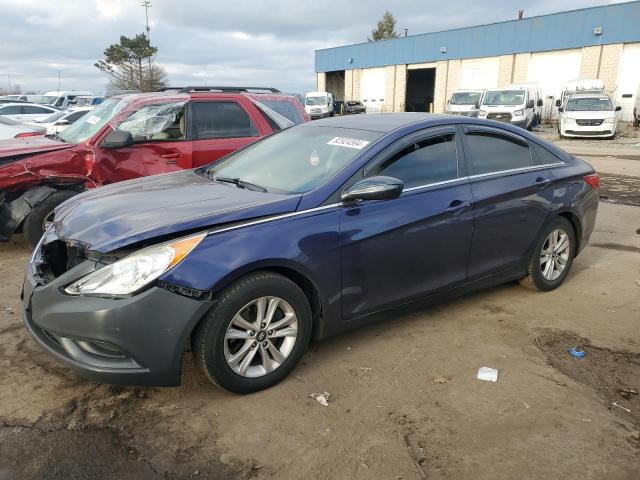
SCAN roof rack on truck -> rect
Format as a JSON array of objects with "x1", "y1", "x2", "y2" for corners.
[{"x1": 157, "y1": 86, "x2": 282, "y2": 93}]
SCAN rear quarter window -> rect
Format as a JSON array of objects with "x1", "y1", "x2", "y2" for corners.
[
  {"x1": 531, "y1": 142, "x2": 563, "y2": 166},
  {"x1": 465, "y1": 131, "x2": 532, "y2": 176}
]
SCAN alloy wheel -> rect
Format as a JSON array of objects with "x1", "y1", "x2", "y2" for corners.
[
  {"x1": 223, "y1": 296, "x2": 298, "y2": 378},
  {"x1": 539, "y1": 228, "x2": 571, "y2": 281}
]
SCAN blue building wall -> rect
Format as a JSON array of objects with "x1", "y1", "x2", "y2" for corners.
[{"x1": 315, "y1": 1, "x2": 640, "y2": 72}]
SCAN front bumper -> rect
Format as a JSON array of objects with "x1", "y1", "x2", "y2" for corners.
[
  {"x1": 309, "y1": 112, "x2": 330, "y2": 120},
  {"x1": 562, "y1": 124, "x2": 614, "y2": 137},
  {"x1": 21, "y1": 255, "x2": 212, "y2": 387}
]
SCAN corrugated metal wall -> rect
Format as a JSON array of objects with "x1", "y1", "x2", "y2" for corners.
[{"x1": 316, "y1": 2, "x2": 640, "y2": 72}]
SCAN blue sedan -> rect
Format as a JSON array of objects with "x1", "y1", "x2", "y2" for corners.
[{"x1": 22, "y1": 113, "x2": 599, "y2": 392}]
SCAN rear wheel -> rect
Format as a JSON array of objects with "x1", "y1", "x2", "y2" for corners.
[
  {"x1": 23, "y1": 190, "x2": 77, "y2": 248},
  {"x1": 519, "y1": 217, "x2": 576, "y2": 291},
  {"x1": 192, "y1": 271, "x2": 312, "y2": 393}
]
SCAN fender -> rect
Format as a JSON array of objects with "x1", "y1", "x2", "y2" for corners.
[{"x1": 0, "y1": 186, "x2": 57, "y2": 241}]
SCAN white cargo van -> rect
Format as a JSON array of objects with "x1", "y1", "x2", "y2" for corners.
[
  {"x1": 477, "y1": 84, "x2": 542, "y2": 130},
  {"x1": 446, "y1": 90, "x2": 484, "y2": 116},
  {"x1": 304, "y1": 91, "x2": 334, "y2": 120},
  {"x1": 557, "y1": 92, "x2": 621, "y2": 138}
]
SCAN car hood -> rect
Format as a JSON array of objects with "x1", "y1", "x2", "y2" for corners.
[
  {"x1": 447, "y1": 104, "x2": 475, "y2": 112},
  {"x1": 0, "y1": 135, "x2": 72, "y2": 159},
  {"x1": 53, "y1": 169, "x2": 302, "y2": 253}
]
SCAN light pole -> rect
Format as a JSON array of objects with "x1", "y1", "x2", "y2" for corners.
[{"x1": 142, "y1": 1, "x2": 152, "y2": 41}]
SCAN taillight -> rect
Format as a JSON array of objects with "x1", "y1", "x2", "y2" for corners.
[
  {"x1": 583, "y1": 173, "x2": 600, "y2": 190},
  {"x1": 14, "y1": 131, "x2": 45, "y2": 138}
]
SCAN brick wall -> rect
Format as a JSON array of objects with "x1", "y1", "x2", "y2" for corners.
[
  {"x1": 598, "y1": 43, "x2": 623, "y2": 91},
  {"x1": 512, "y1": 53, "x2": 530, "y2": 83},
  {"x1": 498, "y1": 55, "x2": 515, "y2": 86},
  {"x1": 580, "y1": 46, "x2": 601, "y2": 78},
  {"x1": 393, "y1": 65, "x2": 407, "y2": 112},
  {"x1": 316, "y1": 73, "x2": 326, "y2": 92},
  {"x1": 445, "y1": 59, "x2": 461, "y2": 107},
  {"x1": 433, "y1": 61, "x2": 449, "y2": 113}
]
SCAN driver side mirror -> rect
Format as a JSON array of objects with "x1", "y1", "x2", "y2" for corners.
[
  {"x1": 342, "y1": 176, "x2": 404, "y2": 203},
  {"x1": 526, "y1": 100, "x2": 535, "y2": 109},
  {"x1": 537, "y1": 99, "x2": 543, "y2": 107},
  {"x1": 555, "y1": 99, "x2": 561, "y2": 107},
  {"x1": 474, "y1": 101, "x2": 480, "y2": 109},
  {"x1": 615, "y1": 106, "x2": 622, "y2": 112},
  {"x1": 54, "y1": 119, "x2": 69, "y2": 126},
  {"x1": 101, "y1": 129, "x2": 133, "y2": 149}
]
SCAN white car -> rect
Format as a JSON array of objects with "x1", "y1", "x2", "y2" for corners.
[
  {"x1": 0, "y1": 116, "x2": 45, "y2": 140},
  {"x1": 558, "y1": 93, "x2": 620, "y2": 139},
  {"x1": 26, "y1": 107, "x2": 92, "y2": 134},
  {"x1": 0, "y1": 103, "x2": 58, "y2": 122}
]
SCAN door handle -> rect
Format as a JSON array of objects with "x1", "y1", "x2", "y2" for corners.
[
  {"x1": 445, "y1": 200, "x2": 471, "y2": 213},
  {"x1": 161, "y1": 152, "x2": 182, "y2": 164},
  {"x1": 536, "y1": 177, "x2": 551, "y2": 188}
]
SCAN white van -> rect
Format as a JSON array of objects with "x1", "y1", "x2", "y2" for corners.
[
  {"x1": 43, "y1": 90, "x2": 94, "y2": 109},
  {"x1": 477, "y1": 84, "x2": 542, "y2": 130},
  {"x1": 305, "y1": 91, "x2": 334, "y2": 120},
  {"x1": 558, "y1": 92, "x2": 621, "y2": 138},
  {"x1": 446, "y1": 90, "x2": 484, "y2": 116},
  {"x1": 559, "y1": 79, "x2": 605, "y2": 107}
]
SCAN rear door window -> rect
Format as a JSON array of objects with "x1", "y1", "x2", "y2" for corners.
[
  {"x1": 369, "y1": 132, "x2": 459, "y2": 188},
  {"x1": 193, "y1": 102, "x2": 259, "y2": 140},
  {"x1": 0, "y1": 105, "x2": 22, "y2": 115},
  {"x1": 464, "y1": 130, "x2": 532, "y2": 175}
]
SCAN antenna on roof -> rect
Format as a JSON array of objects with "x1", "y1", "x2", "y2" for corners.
[
  {"x1": 518, "y1": 10, "x2": 524, "y2": 19},
  {"x1": 142, "y1": 1, "x2": 152, "y2": 41}
]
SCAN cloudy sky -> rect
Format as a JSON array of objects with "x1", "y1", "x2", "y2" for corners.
[{"x1": 0, "y1": 0, "x2": 624, "y2": 95}]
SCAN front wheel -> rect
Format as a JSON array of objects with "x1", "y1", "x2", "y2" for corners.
[
  {"x1": 192, "y1": 271, "x2": 312, "y2": 393},
  {"x1": 519, "y1": 217, "x2": 576, "y2": 291}
]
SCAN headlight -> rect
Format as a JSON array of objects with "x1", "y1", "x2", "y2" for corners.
[
  {"x1": 513, "y1": 109, "x2": 524, "y2": 116},
  {"x1": 478, "y1": 110, "x2": 487, "y2": 116},
  {"x1": 604, "y1": 117, "x2": 616, "y2": 124},
  {"x1": 65, "y1": 233, "x2": 206, "y2": 296},
  {"x1": 564, "y1": 117, "x2": 575, "y2": 124}
]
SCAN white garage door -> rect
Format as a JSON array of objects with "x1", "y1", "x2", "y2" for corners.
[
  {"x1": 459, "y1": 58, "x2": 500, "y2": 89},
  {"x1": 527, "y1": 49, "x2": 582, "y2": 100},
  {"x1": 361, "y1": 68, "x2": 387, "y2": 113},
  {"x1": 616, "y1": 43, "x2": 640, "y2": 122}
]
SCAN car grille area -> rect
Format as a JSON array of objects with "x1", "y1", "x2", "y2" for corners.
[
  {"x1": 487, "y1": 112, "x2": 512, "y2": 122},
  {"x1": 33, "y1": 236, "x2": 86, "y2": 285},
  {"x1": 576, "y1": 119, "x2": 604, "y2": 126}
]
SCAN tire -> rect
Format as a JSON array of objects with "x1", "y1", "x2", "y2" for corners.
[
  {"x1": 23, "y1": 190, "x2": 77, "y2": 248},
  {"x1": 519, "y1": 217, "x2": 576, "y2": 291},
  {"x1": 192, "y1": 271, "x2": 312, "y2": 393}
]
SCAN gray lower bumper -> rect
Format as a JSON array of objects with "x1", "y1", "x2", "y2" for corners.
[{"x1": 22, "y1": 264, "x2": 212, "y2": 386}]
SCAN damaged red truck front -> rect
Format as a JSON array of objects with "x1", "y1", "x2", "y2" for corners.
[{"x1": 0, "y1": 88, "x2": 308, "y2": 246}]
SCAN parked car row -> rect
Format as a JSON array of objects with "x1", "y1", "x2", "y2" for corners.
[{"x1": 0, "y1": 86, "x2": 309, "y2": 246}]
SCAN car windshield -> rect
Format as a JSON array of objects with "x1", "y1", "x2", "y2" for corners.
[
  {"x1": 57, "y1": 98, "x2": 126, "y2": 144},
  {"x1": 347, "y1": 101, "x2": 361, "y2": 106},
  {"x1": 482, "y1": 90, "x2": 526, "y2": 106},
  {"x1": 201, "y1": 126, "x2": 381, "y2": 194},
  {"x1": 38, "y1": 111, "x2": 67, "y2": 123},
  {"x1": 566, "y1": 97, "x2": 613, "y2": 111},
  {"x1": 450, "y1": 92, "x2": 481, "y2": 105},
  {"x1": 306, "y1": 96, "x2": 326, "y2": 106}
]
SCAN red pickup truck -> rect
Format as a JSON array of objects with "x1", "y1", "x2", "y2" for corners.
[{"x1": 0, "y1": 87, "x2": 308, "y2": 246}]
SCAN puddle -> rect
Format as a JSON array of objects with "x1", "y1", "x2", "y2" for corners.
[{"x1": 536, "y1": 330, "x2": 640, "y2": 428}]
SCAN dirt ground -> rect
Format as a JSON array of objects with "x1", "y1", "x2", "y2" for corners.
[{"x1": 1, "y1": 131, "x2": 640, "y2": 479}]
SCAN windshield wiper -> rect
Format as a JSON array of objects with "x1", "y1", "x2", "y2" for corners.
[
  {"x1": 44, "y1": 132, "x2": 63, "y2": 142},
  {"x1": 213, "y1": 176, "x2": 268, "y2": 193}
]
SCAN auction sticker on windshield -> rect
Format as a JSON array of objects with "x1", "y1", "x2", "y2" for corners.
[
  {"x1": 85, "y1": 115, "x2": 101, "y2": 125},
  {"x1": 327, "y1": 137, "x2": 370, "y2": 149}
]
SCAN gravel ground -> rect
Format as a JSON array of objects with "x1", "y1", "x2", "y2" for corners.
[{"x1": 1, "y1": 133, "x2": 639, "y2": 479}]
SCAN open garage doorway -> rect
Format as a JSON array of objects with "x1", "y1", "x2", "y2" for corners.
[
  {"x1": 325, "y1": 70, "x2": 345, "y2": 113},
  {"x1": 405, "y1": 68, "x2": 436, "y2": 112}
]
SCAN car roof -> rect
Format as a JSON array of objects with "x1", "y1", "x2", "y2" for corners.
[
  {"x1": 0, "y1": 102, "x2": 54, "y2": 107},
  {"x1": 306, "y1": 113, "x2": 450, "y2": 133},
  {"x1": 567, "y1": 92, "x2": 610, "y2": 99},
  {"x1": 110, "y1": 90, "x2": 295, "y2": 103}
]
